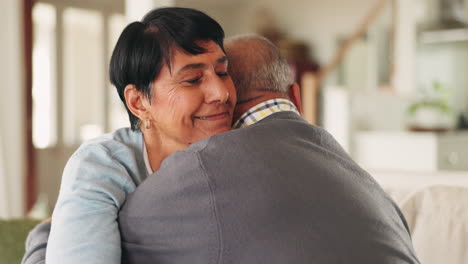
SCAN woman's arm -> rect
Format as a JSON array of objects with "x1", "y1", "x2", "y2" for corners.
[{"x1": 46, "y1": 145, "x2": 137, "y2": 264}]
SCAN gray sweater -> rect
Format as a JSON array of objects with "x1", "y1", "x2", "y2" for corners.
[{"x1": 119, "y1": 112, "x2": 420, "y2": 264}]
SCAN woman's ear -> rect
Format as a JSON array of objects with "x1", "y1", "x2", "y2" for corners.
[{"x1": 124, "y1": 84, "x2": 149, "y2": 120}]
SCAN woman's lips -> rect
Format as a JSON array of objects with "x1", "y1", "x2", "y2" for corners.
[{"x1": 194, "y1": 112, "x2": 229, "y2": 121}]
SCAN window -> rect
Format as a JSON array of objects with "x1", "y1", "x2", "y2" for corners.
[
  {"x1": 32, "y1": 3, "x2": 57, "y2": 148},
  {"x1": 32, "y1": 0, "x2": 126, "y2": 148}
]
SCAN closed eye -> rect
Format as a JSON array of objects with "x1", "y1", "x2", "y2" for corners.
[
  {"x1": 217, "y1": 72, "x2": 229, "y2": 77},
  {"x1": 185, "y1": 77, "x2": 202, "y2": 85}
]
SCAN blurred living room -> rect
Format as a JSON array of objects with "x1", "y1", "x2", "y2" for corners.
[{"x1": 1, "y1": 0, "x2": 468, "y2": 263}]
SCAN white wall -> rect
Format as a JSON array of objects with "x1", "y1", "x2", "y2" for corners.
[
  {"x1": 0, "y1": 0, "x2": 26, "y2": 218},
  {"x1": 178, "y1": 0, "x2": 375, "y2": 77},
  {"x1": 393, "y1": 0, "x2": 417, "y2": 96},
  {"x1": 125, "y1": 0, "x2": 175, "y2": 21}
]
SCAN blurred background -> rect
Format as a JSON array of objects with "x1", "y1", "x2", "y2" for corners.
[{"x1": 1, "y1": 0, "x2": 468, "y2": 219}]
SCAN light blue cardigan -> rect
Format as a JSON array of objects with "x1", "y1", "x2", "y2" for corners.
[{"x1": 46, "y1": 128, "x2": 147, "y2": 264}]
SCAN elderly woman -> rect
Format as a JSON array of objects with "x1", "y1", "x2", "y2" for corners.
[{"x1": 46, "y1": 7, "x2": 236, "y2": 264}]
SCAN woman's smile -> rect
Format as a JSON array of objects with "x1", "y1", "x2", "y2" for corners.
[{"x1": 194, "y1": 111, "x2": 230, "y2": 120}]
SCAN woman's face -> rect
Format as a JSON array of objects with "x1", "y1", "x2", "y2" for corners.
[{"x1": 145, "y1": 40, "x2": 236, "y2": 152}]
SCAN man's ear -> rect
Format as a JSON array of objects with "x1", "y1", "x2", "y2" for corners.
[
  {"x1": 288, "y1": 83, "x2": 302, "y2": 114},
  {"x1": 124, "y1": 84, "x2": 149, "y2": 121}
]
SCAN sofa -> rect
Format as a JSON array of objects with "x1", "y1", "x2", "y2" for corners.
[
  {"x1": 0, "y1": 219, "x2": 40, "y2": 264},
  {"x1": 371, "y1": 170, "x2": 468, "y2": 264}
]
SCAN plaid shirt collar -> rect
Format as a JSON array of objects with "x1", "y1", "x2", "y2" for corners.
[{"x1": 232, "y1": 98, "x2": 300, "y2": 129}]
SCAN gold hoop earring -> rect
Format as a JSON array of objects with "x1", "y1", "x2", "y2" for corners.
[{"x1": 145, "y1": 120, "x2": 151, "y2": 129}]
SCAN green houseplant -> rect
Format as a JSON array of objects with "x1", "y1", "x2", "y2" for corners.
[{"x1": 406, "y1": 81, "x2": 455, "y2": 131}]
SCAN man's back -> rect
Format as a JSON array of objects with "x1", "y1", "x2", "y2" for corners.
[{"x1": 119, "y1": 112, "x2": 419, "y2": 264}]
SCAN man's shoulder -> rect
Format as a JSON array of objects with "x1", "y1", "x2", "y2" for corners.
[
  {"x1": 203, "y1": 111, "x2": 311, "y2": 146},
  {"x1": 162, "y1": 111, "x2": 329, "y2": 164}
]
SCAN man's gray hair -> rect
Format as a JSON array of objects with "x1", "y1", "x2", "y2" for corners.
[{"x1": 225, "y1": 35, "x2": 294, "y2": 99}]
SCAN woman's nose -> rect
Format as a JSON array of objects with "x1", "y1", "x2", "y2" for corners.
[{"x1": 204, "y1": 75, "x2": 230, "y2": 104}]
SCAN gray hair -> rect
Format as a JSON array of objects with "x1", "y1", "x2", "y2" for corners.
[{"x1": 225, "y1": 34, "x2": 294, "y2": 99}]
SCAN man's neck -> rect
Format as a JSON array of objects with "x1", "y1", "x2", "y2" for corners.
[
  {"x1": 233, "y1": 91, "x2": 289, "y2": 122},
  {"x1": 232, "y1": 97, "x2": 299, "y2": 129}
]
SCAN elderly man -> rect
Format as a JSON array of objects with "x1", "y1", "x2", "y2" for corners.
[{"x1": 22, "y1": 35, "x2": 420, "y2": 264}]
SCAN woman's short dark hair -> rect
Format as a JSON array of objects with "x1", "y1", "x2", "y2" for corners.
[{"x1": 109, "y1": 7, "x2": 225, "y2": 130}]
